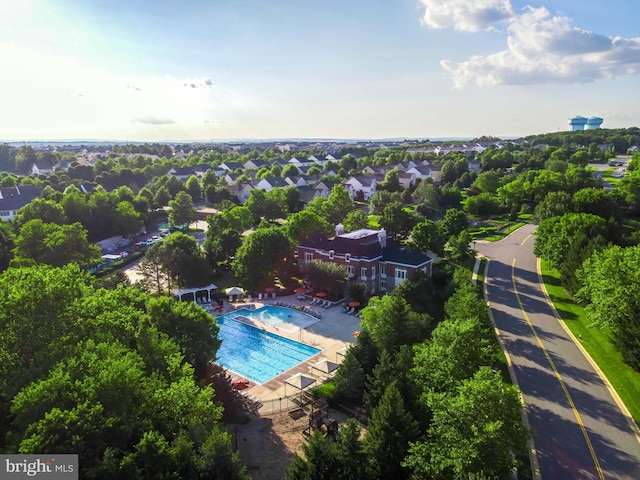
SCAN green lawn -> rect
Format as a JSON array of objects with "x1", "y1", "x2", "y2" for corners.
[{"x1": 540, "y1": 260, "x2": 640, "y2": 426}]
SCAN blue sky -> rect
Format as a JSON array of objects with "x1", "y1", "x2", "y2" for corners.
[{"x1": 1, "y1": 0, "x2": 638, "y2": 141}]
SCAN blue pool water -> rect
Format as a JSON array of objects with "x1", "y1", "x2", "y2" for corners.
[
  {"x1": 251, "y1": 305, "x2": 319, "y2": 331},
  {"x1": 216, "y1": 315, "x2": 321, "y2": 384}
]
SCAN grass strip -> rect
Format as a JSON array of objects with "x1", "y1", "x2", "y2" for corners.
[{"x1": 540, "y1": 260, "x2": 640, "y2": 426}]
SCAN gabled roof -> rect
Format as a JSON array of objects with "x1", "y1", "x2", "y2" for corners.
[
  {"x1": 383, "y1": 241, "x2": 432, "y2": 267},
  {"x1": 168, "y1": 167, "x2": 196, "y2": 177},
  {"x1": 0, "y1": 185, "x2": 43, "y2": 211}
]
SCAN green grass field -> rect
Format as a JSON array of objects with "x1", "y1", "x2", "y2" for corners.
[{"x1": 540, "y1": 260, "x2": 640, "y2": 426}]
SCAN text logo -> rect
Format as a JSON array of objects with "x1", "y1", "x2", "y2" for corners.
[{"x1": 1, "y1": 455, "x2": 78, "y2": 479}]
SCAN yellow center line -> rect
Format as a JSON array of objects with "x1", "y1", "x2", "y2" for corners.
[
  {"x1": 521, "y1": 233, "x2": 532, "y2": 246},
  {"x1": 511, "y1": 258, "x2": 604, "y2": 480}
]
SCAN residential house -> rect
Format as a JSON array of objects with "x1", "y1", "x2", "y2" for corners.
[
  {"x1": 297, "y1": 227, "x2": 432, "y2": 295},
  {"x1": 405, "y1": 164, "x2": 433, "y2": 181},
  {"x1": 167, "y1": 167, "x2": 196, "y2": 181},
  {"x1": 243, "y1": 159, "x2": 269, "y2": 170},
  {"x1": 31, "y1": 162, "x2": 53, "y2": 175},
  {"x1": 253, "y1": 176, "x2": 290, "y2": 192},
  {"x1": 193, "y1": 164, "x2": 224, "y2": 178},
  {"x1": 398, "y1": 171, "x2": 417, "y2": 189},
  {"x1": 313, "y1": 180, "x2": 338, "y2": 199},
  {"x1": 0, "y1": 185, "x2": 43, "y2": 221},
  {"x1": 219, "y1": 161, "x2": 243, "y2": 172},
  {"x1": 343, "y1": 175, "x2": 378, "y2": 200},
  {"x1": 284, "y1": 176, "x2": 309, "y2": 188}
]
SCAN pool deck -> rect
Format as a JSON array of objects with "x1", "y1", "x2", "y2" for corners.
[{"x1": 215, "y1": 295, "x2": 361, "y2": 408}]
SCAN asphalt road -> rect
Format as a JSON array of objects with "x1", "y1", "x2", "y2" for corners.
[{"x1": 477, "y1": 224, "x2": 640, "y2": 479}]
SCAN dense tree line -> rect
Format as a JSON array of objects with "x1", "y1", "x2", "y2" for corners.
[
  {"x1": 287, "y1": 274, "x2": 528, "y2": 479},
  {"x1": 0, "y1": 264, "x2": 247, "y2": 479}
]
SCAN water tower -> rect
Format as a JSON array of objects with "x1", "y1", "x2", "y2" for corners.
[
  {"x1": 568, "y1": 116, "x2": 588, "y2": 131},
  {"x1": 586, "y1": 117, "x2": 603, "y2": 130}
]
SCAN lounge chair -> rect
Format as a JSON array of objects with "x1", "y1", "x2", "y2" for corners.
[
  {"x1": 310, "y1": 298, "x2": 319, "y2": 305},
  {"x1": 348, "y1": 308, "x2": 357, "y2": 315}
]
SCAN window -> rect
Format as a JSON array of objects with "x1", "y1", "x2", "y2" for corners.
[
  {"x1": 346, "y1": 265, "x2": 354, "y2": 277},
  {"x1": 329, "y1": 250, "x2": 334, "y2": 259},
  {"x1": 395, "y1": 268, "x2": 407, "y2": 280},
  {"x1": 361, "y1": 267, "x2": 367, "y2": 278},
  {"x1": 371, "y1": 266, "x2": 376, "y2": 278},
  {"x1": 380, "y1": 280, "x2": 386, "y2": 291},
  {"x1": 380, "y1": 264, "x2": 386, "y2": 276},
  {"x1": 305, "y1": 252, "x2": 314, "y2": 264},
  {"x1": 345, "y1": 253, "x2": 351, "y2": 262}
]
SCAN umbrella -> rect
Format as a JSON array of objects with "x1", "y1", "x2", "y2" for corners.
[
  {"x1": 294, "y1": 287, "x2": 306, "y2": 294},
  {"x1": 312, "y1": 359, "x2": 339, "y2": 375},
  {"x1": 348, "y1": 301, "x2": 360, "y2": 307},
  {"x1": 284, "y1": 373, "x2": 316, "y2": 398},
  {"x1": 315, "y1": 291, "x2": 328, "y2": 298},
  {"x1": 264, "y1": 287, "x2": 276, "y2": 293},
  {"x1": 225, "y1": 286, "x2": 245, "y2": 296}
]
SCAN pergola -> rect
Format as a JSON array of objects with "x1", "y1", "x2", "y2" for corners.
[{"x1": 172, "y1": 284, "x2": 218, "y2": 304}]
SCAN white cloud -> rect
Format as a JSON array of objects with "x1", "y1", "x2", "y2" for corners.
[
  {"x1": 133, "y1": 116, "x2": 176, "y2": 125},
  {"x1": 419, "y1": 0, "x2": 513, "y2": 32},
  {"x1": 438, "y1": 5, "x2": 640, "y2": 87}
]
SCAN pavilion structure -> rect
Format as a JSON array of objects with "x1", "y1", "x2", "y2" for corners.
[{"x1": 172, "y1": 284, "x2": 218, "y2": 304}]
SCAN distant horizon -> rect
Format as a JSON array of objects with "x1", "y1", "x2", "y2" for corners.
[
  {"x1": 2, "y1": 1, "x2": 639, "y2": 142},
  {"x1": 5, "y1": 128, "x2": 631, "y2": 147}
]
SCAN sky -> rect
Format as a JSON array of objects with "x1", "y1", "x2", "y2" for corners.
[{"x1": 1, "y1": 0, "x2": 639, "y2": 142}]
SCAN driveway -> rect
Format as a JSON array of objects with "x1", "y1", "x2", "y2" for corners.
[{"x1": 477, "y1": 225, "x2": 640, "y2": 479}]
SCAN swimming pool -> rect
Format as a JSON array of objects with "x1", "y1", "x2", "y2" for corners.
[
  {"x1": 216, "y1": 315, "x2": 321, "y2": 384},
  {"x1": 251, "y1": 305, "x2": 319, "y2": 332}
]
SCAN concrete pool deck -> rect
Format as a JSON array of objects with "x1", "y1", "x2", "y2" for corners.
[{"x1": 216, "y1": 295, "x2": 362, "y2": 410}]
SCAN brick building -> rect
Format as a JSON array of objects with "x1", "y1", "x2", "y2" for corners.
[{"x1": 296, "y1": 226, "x2": 432, "y2": 295}]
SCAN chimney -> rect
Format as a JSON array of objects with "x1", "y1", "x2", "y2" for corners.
[
  {"x1": 378, "y1": 229, "x2": 387, "y2": 248},
  {"x1": 335, "y1": 223, "x2": 344, "y2": 236}
]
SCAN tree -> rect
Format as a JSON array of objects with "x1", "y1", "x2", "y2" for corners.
[
  {"x1": 439, "y1": 209, "x2": 469, "y2": 239},
  {"x1": 404, "y1": 368, "x2": 527, "y2": 480},
  {"x1": 380, "y1": 202, "x2": 418, "y2": 242},
  {"x1": 413, "y1": 180, "x2": 440, "y2": 208},
  {"x1": 342, "y1": 210, "x2": 369, "y2": 232},
  {"x1": 534, "y1": 191, "x2": 572, "y2": 222},
  {"x1": 286, "y1": 210, "x2": 332, "y2": 243},
  {"x1": 534, "y1": 213, "x2": 608, "y2": 270},
  {"x1": 473, "y1": 170, "x2": 502, "y2": 194},
  {"x1": 161, "y1": 233, "x2": 212, "y2": 288},
  {"x1": 303, "y1": 260, "x2": 346, "y2": 298},
  {"x1": 0, "y1": 221, "x2": 14, "y2": 272},
  {"x1": 137, "y1": 242, "x2": 169, "y2": 295},
  {"x1": 285, "y1": 419, "x2": 364, "y2": 480},
  {"x1": 204, "y1": 228, "x2": 241, "y2": 267},
  {"x1": 321, "y1": 185, "x2": 354, "y2": 225},
  {"x1": 14, "y1": 198, "x2": 66, "y2": 227},
  {"x1": 281, "y1": 164, "x2": 300, "y2": 178},
  {"x1": 232, "y1": 228, "x2": 292, "y2": 288},
  {"x1": 185, "y1": 175, "x2": 201, "y2": 201},
  {"x1": 576, "y1": 245, "x2": 640, "y2": 370},
  {"x1": 112, "y1": 201, "x2": 143, "y2": 237},
  {"x1": 412, "y1": 316, "x2": 494, "y2": 395},
  {"x1": 464, "y1": 193, "x2": 502, "y2": 217},
  {"x1": 411, "y1": 220, "x2": 444, "y2": 256},
  {"x1": 12, "y1": 220, "x2": 101, "y2": 268},
  {"x1": 168, "y1": 191, "x2": 197, "y2": 228},
  {"x1": 360, "y1": 295, "x2": 431, "y2": 355},
  {"x1": 572, "y1": 188, "x2": 620, "y2": 222},
  {"x1": 448, "y1": 230, "x2": 473, "y2": 262},
  {"x1": 362, "y1": 382, "x2": 419, "y2": 480},
  {"x1": 332, "y1": 348, "x2": 366, "y2": 403}
]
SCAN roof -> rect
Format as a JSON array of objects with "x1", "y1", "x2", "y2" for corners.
[
  {"x1": 0, "y1": 185, "x2": 43, "y2": 211},
  {"x1": 299, "y1": 229, "x2": 384, "y2": 259},
  {"x1": 383, "y1": 241, "x2": 432, "y2": 267}
]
